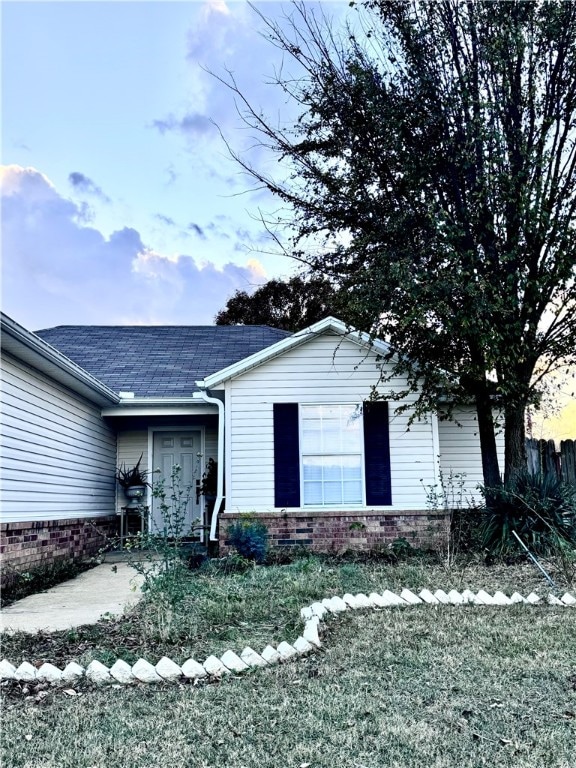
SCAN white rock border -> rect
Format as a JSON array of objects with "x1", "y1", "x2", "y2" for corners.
[{"x1": 1, "y1": 587, "x2": 574, "y2": 686}]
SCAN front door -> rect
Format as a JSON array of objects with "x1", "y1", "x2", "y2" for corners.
[{"x1": 151, "y1": 431, "x2": 202, "y2": 536}]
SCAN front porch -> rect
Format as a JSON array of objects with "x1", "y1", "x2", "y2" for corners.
[{"x1": 103, "y1": 403, "x2": 221, "y2": 540}]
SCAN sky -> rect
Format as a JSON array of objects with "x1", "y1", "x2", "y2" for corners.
[
  {"x1": 1, "y1": 0, "x2": 573, "y2": 439},
  {"x1": 1, "y1": 0, "x2": 352, "y2": 330}
]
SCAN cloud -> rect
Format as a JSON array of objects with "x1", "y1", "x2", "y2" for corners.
[
  {"x1": 152, "y1": 112, "x2": 214, "y2": 138},
  {"x1": 155, "y1": 213, "x2": 176, "y2": 227},
  {"x1": 68, "y1": 171, "x2": 110, "y2": 202},
  {"x1": 188, "y1": 222, "x2": 205, "y2": 238},
  {"x1": 1, "y1": 164, "x2": 267, "y2": 328},
  {"x1": 152, "y1": 2, "x2": 301, "y2": 167}
]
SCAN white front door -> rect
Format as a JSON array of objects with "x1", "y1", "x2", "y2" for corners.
[{"x1": 151, "y1": 431, "x2": 202, "y2": 535}]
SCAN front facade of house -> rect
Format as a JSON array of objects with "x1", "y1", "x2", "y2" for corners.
[
  {"x1": 0, "y1": 313, "x2": 500, "y2": 581},
  {"x1": 199, "y1": 324, "x2": 493, "y2": 551}
]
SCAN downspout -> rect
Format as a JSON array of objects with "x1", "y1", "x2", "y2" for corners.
[{"x1": 196, "y1": 389, "x2": 225, "y2": 541}]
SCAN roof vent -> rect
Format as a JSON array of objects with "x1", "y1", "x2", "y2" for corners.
[{"x1": 119, "y1": 391, "x2": 135, "y2": 399}]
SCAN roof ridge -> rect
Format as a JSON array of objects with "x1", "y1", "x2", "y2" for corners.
[{"x1": 35, "y1": 325, "x2": 293, "y2": 332}]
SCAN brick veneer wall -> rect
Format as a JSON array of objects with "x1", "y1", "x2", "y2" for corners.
[
  {"x1": 219, "y1": 509, "x2": 450, "y2": 555},
  {"x1": 1, "y1": 517, "x2": 118, "y2": 587}
]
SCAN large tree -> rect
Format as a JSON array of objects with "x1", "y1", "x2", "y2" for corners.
[
  {"x1": 221, "y1": 0, "x2": 576, "y2": 486},
  {"x1": 215, "y1": 274, "x2": 364, "y2": 332}
]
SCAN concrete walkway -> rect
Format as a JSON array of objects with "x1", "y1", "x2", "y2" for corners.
[{"x1": 0, "y1": 560, "x2": 144, "y2": 635}]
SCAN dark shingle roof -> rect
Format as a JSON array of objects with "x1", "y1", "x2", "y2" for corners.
[{"x1": 35, "y1": 325, "x2": 292, "y2": 398}]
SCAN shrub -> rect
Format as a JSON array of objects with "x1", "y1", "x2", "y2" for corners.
[
  {"x1": 227, "y1": 518, "x2": 269, "y2": 563},
  {"x1": 480, "y1": 472, "x2": 576, "y2": 558}
]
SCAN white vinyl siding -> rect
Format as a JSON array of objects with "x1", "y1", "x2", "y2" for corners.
[
  {"x1": 1, "y1": 353, "x2": 117, "y2": 522},
  {"x1": 225, "y1": 331, "x2": 437, "y2": 513},
  {"x1": 437, "y1": 407, "x2": 505, "y2": 504}
]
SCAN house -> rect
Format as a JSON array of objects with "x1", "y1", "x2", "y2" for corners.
[{"x1": 1, "y1": 312, "x2": 499, "y2": 580}]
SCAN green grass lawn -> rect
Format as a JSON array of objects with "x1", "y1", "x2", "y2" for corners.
[{"x1": 2, "y1": 556, "x2": 575, "y2": 767}]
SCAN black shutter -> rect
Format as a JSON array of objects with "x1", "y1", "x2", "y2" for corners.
[
  {"x1": 363, "y1": 401, "x2": 392, "y2": 506},
  {"x1": 273, "y1": 403, "x2": 301, "y2": 507}
]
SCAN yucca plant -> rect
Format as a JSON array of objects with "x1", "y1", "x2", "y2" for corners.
[{"x1": 480, "y1": 471, "x2": 576, "y2": 557}]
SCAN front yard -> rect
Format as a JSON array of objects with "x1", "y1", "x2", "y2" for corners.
[{"x1": 2, "y1": 556, "x2": 575, "y2": 767}]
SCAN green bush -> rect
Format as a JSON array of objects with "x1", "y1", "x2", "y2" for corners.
[
  {"x1": 480, "y1": 472, "x2": 576, "y2": 557},
  {"x1": 227, "y1": 518, "x2": 269, "y2": 563}
]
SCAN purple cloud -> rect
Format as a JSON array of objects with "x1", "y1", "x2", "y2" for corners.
[
  {"x1": 68, "y1": 171, "x2": 110, "y2": 202},
  {"x1": 188, "y1": 222, "x2": 205, "y2": 238},
  {"x1": 1, "y1": 165, "x2": 267, "y2": 329}
]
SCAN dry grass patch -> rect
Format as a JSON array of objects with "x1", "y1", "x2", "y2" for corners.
[
  {"x1": 1, "y1": 557, "x2": 549, "y2": 668},
  {"x1": 2, "y1": 602, "x2": 575, "y2": 768}
]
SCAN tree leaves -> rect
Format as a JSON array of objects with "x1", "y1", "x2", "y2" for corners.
[{"x1": 222, "y1": 0, "x2": 576, "y2": 481}]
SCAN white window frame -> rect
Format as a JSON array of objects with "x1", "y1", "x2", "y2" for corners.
[{"x1": 299, "y1": 403, "x2": 365, "y2": 507}]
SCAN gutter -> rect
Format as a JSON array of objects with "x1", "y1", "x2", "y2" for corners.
[
  {"x1": 194, "y1": 390, "x2": 225, "y2": 542},
  {"x1": 1, "y1": 313, "x2": 120, "y2": 406}
]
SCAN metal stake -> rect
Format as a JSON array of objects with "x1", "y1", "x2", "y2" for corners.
[{"x1": 512, "y1": 529, "x2": 557, "y2": 590}]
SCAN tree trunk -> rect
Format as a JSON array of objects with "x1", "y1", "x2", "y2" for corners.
[
  {"x1": 504, "y1": 403, "x2": 527, "y2": 483},
  {"x1": 474, "y1": 384, "x2": 502, "y2": 491}
]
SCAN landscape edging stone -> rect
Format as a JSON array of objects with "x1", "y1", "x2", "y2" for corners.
[{"x1": 2, "y1": 588, "x2": 574, "y2": 686}]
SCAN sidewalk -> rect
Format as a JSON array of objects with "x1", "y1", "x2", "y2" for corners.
[{"x1": 0, "y1": 558, "x2": 144, "y2": 635}]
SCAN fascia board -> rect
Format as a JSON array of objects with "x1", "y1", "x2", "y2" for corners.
[
  {"x1": 102, "y1": 405, "x2": 218, "y2": 417},
  {"x1": 1, "y1": 312, "x2": 120, "y2": 406},
  {"x1": 197, "y1": 316, "x2": 393, "y2": 389},
  {"x1": 102, "y1": 395, "x2": 218, "y2": 417}
]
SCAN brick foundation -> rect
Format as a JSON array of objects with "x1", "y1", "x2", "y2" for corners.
[
  {"x1": 219, "y1": 509, "x2": 450, "y2": 555},
  {"x1": 1, "y1": 517, "x2": 118, "y2": 587}
]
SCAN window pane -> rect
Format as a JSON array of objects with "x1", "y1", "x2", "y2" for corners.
[
  {"x1": 342, "y1": 456, "x2": 362, "y2": 479},
  {"x1": 322, "y1": 405, "x2": 341, "y2": 420},
  {"x1": 301, "y1": 427, "x2": 322, "y2": 453},
  {"x1": 303, "y1": 481, "x2": 323, "y2": 505},
  {"x1": 323, "y1": 460, "x2": 342, "y2": 482},
  {"x1": 303, "y1": 459, "x2": 322, "y2": 481},
  {"x1": 343, "y1": 480, "x2": 362, "y2": 503},
  {"x1": 324, "y1": 482, "x2": 342, "y2": 504},
  {"x1": 301, "y1": 406, "x2": 322, "y2": 420},
  {"x1": 342, "y1": 425, "x2": 362, "y2": 451},
  {"x1": 319, "y1": 420, "x2": 338, "y2": 452}
]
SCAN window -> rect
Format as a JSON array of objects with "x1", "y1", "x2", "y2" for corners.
[
  {"x1": 301, "y1": 404, "x2": 363, "y2": 506},
  {"x1": 273, "y1": 401, "x2": 391, "y2": 508}
]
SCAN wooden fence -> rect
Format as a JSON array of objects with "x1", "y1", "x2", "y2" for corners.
[{"x1": 525, "y1": 438, "x2": 576, "y2": 485}]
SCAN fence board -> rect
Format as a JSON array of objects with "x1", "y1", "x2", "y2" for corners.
[
  {"x1": 561, "y1": 440, "x2": 576, "y2": 484},
  {"x1": 526, "y1": 439, "x2": 540, "y2": 476},
  {"x1": 525, "y1": 437, "x2": 575, "y2": 488}
]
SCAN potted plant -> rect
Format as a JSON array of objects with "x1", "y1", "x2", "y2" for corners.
[
  {"x1": 199, "y1": 458, "x2": 217, "y2": 505},
  {"x1": 197, "y1": 458, "x2": 220, "y2": 557},
  {"x1": 116, "y1": 454, "x2": 149, "y2": 506}
]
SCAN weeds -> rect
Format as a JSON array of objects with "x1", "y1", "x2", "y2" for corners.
[
  {"x1": 0, "y1": 558, "x2": 554, "y2": 670},
  {"x1": 1, "y1": 558, "x2": 101, "y2": 608},
  {"x1": 125, "y1": 464, "x2": 205, "y2": 626},
  {"x1": 423, "y1": 469, "x2": 476, "y2": 568}
]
